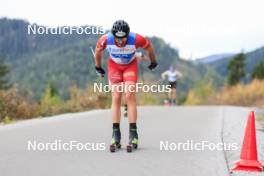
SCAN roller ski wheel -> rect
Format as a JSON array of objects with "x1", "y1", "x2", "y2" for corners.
[
  {"x1": 110, "y1": 143, "x2": 121, "y2": 152},
  {"x1": 126, "y1": 143, "x2": 137, "y2": 153}
]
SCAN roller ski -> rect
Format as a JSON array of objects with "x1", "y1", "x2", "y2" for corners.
[
  {"x1": 126, "y1": 128, "x2": 138, "y2": 153},
  {"x1": 110, "y1": 128, "x2": 121, "y2": 152},
  {"x1": 163, "y1": 99, "x2": 171, "y2": 106}
]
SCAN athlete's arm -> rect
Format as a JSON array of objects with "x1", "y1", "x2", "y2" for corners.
[
  {"x1": 95, "y1": 48, "x2": 103, "y2": 68},
  {"x1": 135, "y1": 34, "x2": 157, "y2": 69},
  {"x1": 95, "y1": 35, "x2": 107, "y2": 68},
  {"x1": 161, "y1": 71, "x2": 168, "y2": 79},
  {"x1": 145, "y1": 43, "x2": 157, "y2": 64}
]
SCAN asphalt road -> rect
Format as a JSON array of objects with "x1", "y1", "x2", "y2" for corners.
[{"x1": 0, "y1": 106, "x2": 263, "y2": 176}]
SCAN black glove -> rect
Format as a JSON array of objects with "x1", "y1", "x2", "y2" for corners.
[
  {"x1": 95, "y1": 66, "x2": 105, "y2": 77},
  {"x1": 148, "y1": 62, "x2": 158, "y2": 71}
]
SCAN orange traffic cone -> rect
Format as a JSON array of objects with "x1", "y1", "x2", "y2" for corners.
[{"x1": 231, "y1": 111, "x2": 263, "y2": 172}]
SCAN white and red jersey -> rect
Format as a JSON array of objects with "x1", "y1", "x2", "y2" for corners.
[{"x1": 96, "y1": 32, "x2": 150, "y2": 64}]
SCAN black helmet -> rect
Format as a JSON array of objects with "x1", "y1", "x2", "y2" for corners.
[{"x1": 111, "y1": 20, "x2": 130, "y2": 38}]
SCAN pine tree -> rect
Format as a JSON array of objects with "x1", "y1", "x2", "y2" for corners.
[
  {"x1": 252, "y1": 61, "x2": 264, "y2": 80},
  {"x1": 227, "y1": 53, "x2": 246, "y2": 86},
  {"x1": 0, "y1": 59, "x2": 10, "y2": 90},
  {"x1": 40, "y1": 83, "x2": 62, "y2": 115}
]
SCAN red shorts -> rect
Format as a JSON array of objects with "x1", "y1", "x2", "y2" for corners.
[{"x1": 108, "y1": 58, "x2": 138, "y2": 84}]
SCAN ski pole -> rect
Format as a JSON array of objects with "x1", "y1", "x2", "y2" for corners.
[{"x1": 90, "y1": 46, "x2": 96, "y2": 63}]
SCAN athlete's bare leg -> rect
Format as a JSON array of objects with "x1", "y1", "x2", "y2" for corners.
[
  {"x1": 168, "y1": 90, "x2": 172, "y2": 101},
  {"x1": 124, "y1": 81, "x2": 137, "y2": 123},
  {"x1": 168, "y1": 88, "x2": 176, "y2": 104},
  {"x1": 111, "y1": 84, "x2": 122, "y2": 123},
  {"x1": 172, "y1": 88, "x2": 176, "y2": 100},
  {"x1": 168, "y1": 89, "x2": 174, "y2": 103}
]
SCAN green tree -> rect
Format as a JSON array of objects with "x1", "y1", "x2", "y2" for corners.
[
  {"x1": 0, "y1": 59, "x2": 10, "y2": 89},
  {"x1": 227, "y1": 53, "x2": 246, "y2": 86},
  {"x1": 40, "y1": 83, "x2": 62, "y2": 115},
  {"x1": 252, "y1": 61, "x2": 264, "y2": 80},
  {"x1": 49, "y1": 82, "x2": 59, "y2": 97}
]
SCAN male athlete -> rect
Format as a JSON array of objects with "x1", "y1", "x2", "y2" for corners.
[
  {"x1": 161, "y1": 66, "x2": 182, "y2": 105},
  {"x1": 94, "y1": 20, "x2": 157, "y2": 152}
]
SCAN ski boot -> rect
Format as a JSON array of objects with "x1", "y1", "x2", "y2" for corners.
[
  {"x1": 171, "y1": 99, "x2": 177, "y2": 106},
  {"x1": 110, "y1": 129, "x2": 121, "y2": 152},
  {"x1": 127, "y1": 129, "x2": 138, "y2": 152}
]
